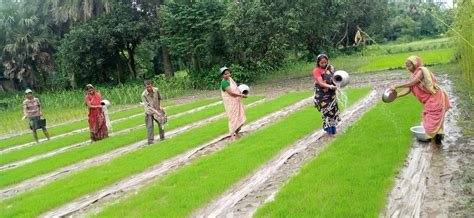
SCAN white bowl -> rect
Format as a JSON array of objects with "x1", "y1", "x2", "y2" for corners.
[{"x1": 410, "y1": 125, "x2": 429, "y2": 142}]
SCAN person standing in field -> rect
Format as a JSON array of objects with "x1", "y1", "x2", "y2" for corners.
[
  {"x1": 389, "y1": 55, "x2": 450, "y2": 150},
  {"x1": 142, "y1": 80, "x2": 165, "y2": 145},
  {"x1": 23, "y1": 89, "x2": 50, "y2": 143},
  {"x1": 85, "y1": 84, "x2": 108, "y2": 142},
  {"x1": 220, "y1": 67, "x2": 247, "y2": 141},
  {"x1": 312, "y1": 54, "x2": 340, "y2": 140}
]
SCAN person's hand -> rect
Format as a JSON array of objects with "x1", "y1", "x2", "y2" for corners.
[
  {"x1": 329, "y1": 85, "x2": 337, "y2": 90},
  {"x1": 389, "y1": 84, "x2": 397, "y2": 91},
  {"x1": 242, "y1": 94, "x2": 248, "y2": 98}
]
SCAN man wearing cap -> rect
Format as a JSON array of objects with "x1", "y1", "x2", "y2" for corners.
[
  {"x1": 23, "y1": 89, "x2": 50, "y2": 143},
  {"x1": 141, "y1": 80, "x2": 165, "y2": 144}
]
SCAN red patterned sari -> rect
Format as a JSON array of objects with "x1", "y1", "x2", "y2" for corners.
[{"x1": 85, "y1": 92, "x2": 108, "y2": 141}]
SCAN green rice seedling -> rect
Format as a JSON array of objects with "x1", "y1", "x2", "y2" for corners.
[
  {"x1": 255, "y1": 95, "x2": 423, "y2": 217},
  {"x1": 93, "y1": 88, "x2": 370, "y2": 217},
  {"x1": 358, "y1": 48, "x2": 455, "y2": 72},
  {"x1": 0, "y1": 97, "x2": 263, "y2": 188},
  {"x1": 0, "y1": 97, "x2": 259, "y2": 177},
  {"x1": 0, "y1": 101, "x2": 184, "y2": 150},
  {"x1": 0, "y1": 92, "x2": 312, "y2": 217}
]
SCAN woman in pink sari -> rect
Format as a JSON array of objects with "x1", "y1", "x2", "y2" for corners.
[
  {"x1": 389, "y1": 56, "x2": 450, "y2": 150},
  {"x1": 85, "y1": 84, "x2": 108, "y2": 142},
  {"x1": 220, "y1": 67, "x2": 247, "y2": 141}
]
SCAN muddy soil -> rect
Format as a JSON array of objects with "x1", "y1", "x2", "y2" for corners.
[{"x1": 385, "y1": 74, "x2": 473, "y2": 217}]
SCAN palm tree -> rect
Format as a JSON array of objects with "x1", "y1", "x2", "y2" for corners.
[
  {"x1": 49, "y1": 0, "x2": 112, "y2": 23},
  {"x1": 1, "y1": 3, "x2": 56, "y2": 90}
]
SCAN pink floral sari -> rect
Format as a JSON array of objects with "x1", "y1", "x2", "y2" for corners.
[
  {"x1": 221, "y1": 77, "x2": 246, "y2": 134},
  {"x1": 408, "y1": 56, "x2": 451, "y2": 138}
]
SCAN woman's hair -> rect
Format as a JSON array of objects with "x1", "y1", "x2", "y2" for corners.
[
  {"x1": 85, "y1": 84, "x2": 94, "y2": 90},
  {"x1": 316, "y1": 54, "x2": 328, "y2": 67}
]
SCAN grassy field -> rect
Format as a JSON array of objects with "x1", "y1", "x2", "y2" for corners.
[
  {"x1": 0, "y1": 96, "x2": 263, "y2": 188},
  {"x1": 256, "y1": 95, "x2": 423, "y2": 217},
  {"x1": 358, "y1": 48, "x2": 455, "y2": 72},
  {"x1": 94, "y1": 88, "x2": 370, "y2": 217},
  {"x1": 0, "y1": 92, "x2": 310, "y2": 217},
  {"x1": 0, "y1": 98, "x2": 223, "y2": 166}
]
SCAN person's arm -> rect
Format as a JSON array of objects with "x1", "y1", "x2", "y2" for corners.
[
  {"x1": 23, "y1": 101, "x2": 28, "y2": 118},
  {"x1": 397, "y1": 88, "x2": 411, "y2": 98},
  {"x1": 224, "y1": 87, "x2": 247, "y2": 98},
  {"x1": 315, "y1": 76, "x2": 337, "y2": 90},
  {"x1": 390, "y1": 70, "x2": 423, "y2": 91},
  {"x1": 36, "y1": 98, "x2": 42, "y2": 116},
  {"x1": 157, "y1": 89, "x2": 163, "y2": 110},
  {"x1": 313, "y1": 68, "x2": 336, "y2": 90},
  {"x1": 85, "y1": 95, "x2": 100, "y2": 109}
]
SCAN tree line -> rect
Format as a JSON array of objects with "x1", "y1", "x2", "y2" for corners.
[{"x1": 0, "y1": 0, "x2": 454, "y2": 91}]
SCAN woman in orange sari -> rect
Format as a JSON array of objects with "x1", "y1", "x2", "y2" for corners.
[
  {"x1": 85, "y1": 84, "x2": 108, "y2": 142},
  {"x1": 389, "y1": 56, "x2": 450, "y2": 150},
  {"x1": 220, "y1": 67, "x2": 247, "y2": 141}
]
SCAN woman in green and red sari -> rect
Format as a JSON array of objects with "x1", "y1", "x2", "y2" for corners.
[
  {"x1": 313, "y1": 54, "x2": 340, "y2": 140},
  {"x1": 389, "y1": 55, "x2": 450, "y2": 150}
]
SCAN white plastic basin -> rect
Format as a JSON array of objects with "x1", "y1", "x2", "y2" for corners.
[{"x1": 410, "y1": 125, "x2": 429, "y2": 142}]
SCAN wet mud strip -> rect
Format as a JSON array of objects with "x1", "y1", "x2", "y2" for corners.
[
  {"x1": 193, "y1": 90, "x2": 379, "y2": 217},
  {"x1": 40, "y1": 97, "x2": 313, "y2": 217},
  {"x1": 0, "y1": 102, "x2": 221, "y2": 155},
  {"x1": 384, "y1": 75, "x2": 473, "y2": 217},
  {"x1": 0, "y1": 101, "x2": 226, "y2": 170},
  {"x1": 0, "y1": 99, "x2": 265, "y2": 200}
]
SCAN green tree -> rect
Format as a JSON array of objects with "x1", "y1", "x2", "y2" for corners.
[{"x1": 0, "y1": 0, "x2": 56, "y2": 90}]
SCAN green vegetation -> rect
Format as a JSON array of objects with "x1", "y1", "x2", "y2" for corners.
[
  {"x1": 255, "y1": 95, "x2": 423, "y2": 217},
  {"x1": 454, "y1": 0, "x2": 473, "y2": 88},
  {"x1": 0, "y1": 101, "x2": 176, "y2": 150},
  {"x1": 94, "y1": 88, "x2": 370, "y2": 217},
  {"x1": 0, "y1": 97, "x2": 261, "y2": 188},
  {"x1": 0, "y1": 92, "x2": 310, "y2": 217},
  {"x1": 0, "y1": 98, "x2": 222, "y2": 166},
  {"x1": 358, "y1": 48, "x2": 454, "y2": 72}
]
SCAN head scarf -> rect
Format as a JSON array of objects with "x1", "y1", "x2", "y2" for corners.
[
  {"x1": 408, "y1": 55, "x2": 438, "y2": 95},
  {"x1": 407, "y1": 55, "x2": 423, "y2": 69}
]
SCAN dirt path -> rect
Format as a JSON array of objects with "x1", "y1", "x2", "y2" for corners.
[
  {"x1": 41, "y1": 96, "x2": 313, "y2": 217},
  {"x1": 0, "y1": 99, "x2": 264, "y2": 200},
  {"x1": 384, "y1": 75, "x2": 474, "y2": 217}
]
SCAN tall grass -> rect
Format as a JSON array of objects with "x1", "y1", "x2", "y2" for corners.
[
  {"x1": 256, "y1": 95, "x2": 423, "y2": 217},
  {"x1": 455, "y1": 0, "x2": 473, "y2": 89}
]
